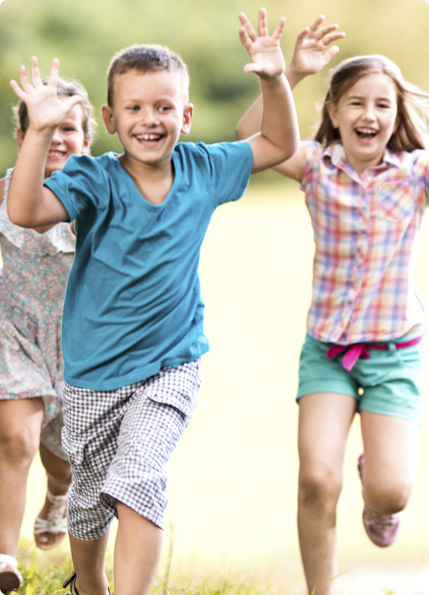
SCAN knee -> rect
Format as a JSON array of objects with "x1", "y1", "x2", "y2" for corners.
[
  {"x1": 298, "y1": 461, "x2": 343, "y2": 513},
  {"x1": 0, "y1": 421, "x2": 39, "y2": 466},
  {"x1": 364, "y1": 477, "x2": 412, "y2": 515}
]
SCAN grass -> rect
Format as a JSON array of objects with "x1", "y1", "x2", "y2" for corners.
[
  {"x1": 13, "y1": 538, "x2": 281, "y2": 595},
  {"x1": 13, "y1": 536, "x2": 428, "y2": 595}
]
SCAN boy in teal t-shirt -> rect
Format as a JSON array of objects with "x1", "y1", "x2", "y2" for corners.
[{"x1": 8, "y1": 8, "x2": 299, "y2": 595}]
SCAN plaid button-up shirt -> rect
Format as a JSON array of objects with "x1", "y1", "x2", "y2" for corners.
[{"x1": 301, "y1": 141, "x2": 429, "y2": 345}]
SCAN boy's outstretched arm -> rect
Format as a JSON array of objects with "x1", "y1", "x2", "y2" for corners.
[
  {"x1": 7, "y1": 57, "x2": 80, "y2": 228},
  {"x1": 239, "y1": 8, "x2": 299, "y2": 173},
  {"x1": 236, "y1": 15, "x2": 344, "y2": 155}
]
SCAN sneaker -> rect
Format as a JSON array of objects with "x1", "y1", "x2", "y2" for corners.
[
  {"x1": 0, "y1": 554, "x2": 23, "y2": 592},
  {"x1": 357, "y1": 454, "x2": 401, "y2": 547}
]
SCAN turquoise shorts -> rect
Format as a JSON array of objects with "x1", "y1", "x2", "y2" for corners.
[{"x1": 296, "y1": 330, "x2": 427, "y2": 426}]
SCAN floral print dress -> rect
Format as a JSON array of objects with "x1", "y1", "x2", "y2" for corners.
[{"x1": 0, "y1": 168, "x2": 75, "y2": 459}]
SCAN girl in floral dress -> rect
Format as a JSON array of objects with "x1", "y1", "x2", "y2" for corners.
[{"x1": 0, "y1": 77, "x2": 95, "y2": 592}]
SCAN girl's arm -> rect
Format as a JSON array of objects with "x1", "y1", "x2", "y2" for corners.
[
  {"x1": 0, "y1": 176, "x2": 57, "y2": 233},
  {"x1": 236, "y1": 15, "x2": 344, "y2": 182},
  {"x1": 7, "y1": 57, "x2": 82, "y2": 228},
  {"x1": 283, "y1": 15, "x2": 344, "y2": 88}
]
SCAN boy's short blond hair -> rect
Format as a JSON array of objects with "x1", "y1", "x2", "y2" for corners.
[{"x1": 106, "y1": 44, "x2": 190, "y2": 108}]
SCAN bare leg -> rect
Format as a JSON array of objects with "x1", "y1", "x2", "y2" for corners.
[
  {"x1": 0, "y1": 399, "x2": 44, "y2": 556},
  {"x1": 297, "y1": 393, "x2": 356, "y2": 595},
  {"x1": 114, "y1": 502, "x2": 163, "y2": 595},
  {"x1": 69, "y1": 531, "x2": 110, "y2": 595},
  {"x1": 39, "y1": 442, "x2": 71, "y2": 495},
  {"x1": 36, "y1": 443, "x2": 71, "y2": 549},
  {"x1": 360, "y1": 411, "x2": 420, "y2": 514}
]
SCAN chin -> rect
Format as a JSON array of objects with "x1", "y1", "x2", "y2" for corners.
[{"x1": 44, "y1": 164, "x2": 65, "y2": 177}]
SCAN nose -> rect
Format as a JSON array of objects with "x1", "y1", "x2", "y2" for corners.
[
  {"x1": 50, "y1": 126, "x2": 63, "y2": 144},
  {"x1": 141, "y1": 107, "x2": 159, "y2": 126},
  {"x1": 362, "y1": 103, "x2": 376, "y2": 121}
]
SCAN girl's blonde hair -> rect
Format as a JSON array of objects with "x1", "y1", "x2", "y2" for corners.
[
  {"x1": 13, "y1": 77, "x2": 97, "y2": 143},
  {"x1": 315, "y1": 54, "x2": 429, "y2": 152}
]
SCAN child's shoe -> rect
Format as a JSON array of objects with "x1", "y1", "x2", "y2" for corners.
[
  {"x1": 0, "y1": 554, "x2": 23, "y2": 592},
  {"x1": 63, "y1": 570, "x2": 111, "y2": 594},
  {"x1": 34, "y1": 488, "x2": 68, "y2": 550},
  {"x1": 357, "y1": 454, "x2": 401, "y2": 547}
]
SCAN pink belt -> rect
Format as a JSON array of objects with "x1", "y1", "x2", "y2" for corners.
[{"x1": 327, "y1": 335, "x2": 424, "y2": 371}]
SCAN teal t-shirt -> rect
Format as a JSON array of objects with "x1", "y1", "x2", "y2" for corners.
[{"x1": 44, "y1": 141, "x2": 253, "y2": 390}]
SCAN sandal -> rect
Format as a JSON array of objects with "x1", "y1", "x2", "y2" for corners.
[
  {"x1": 0, "y1": 554, "x2": 23, "y2": 592},
  {"x1": 63, "y1": 570, "x2": 111, "y2": 594},
  {"x1": 63, "y1": 571, "x2": 79, "y2": 595},
  {"x1": 34, "y1": 489, "x2": 68, "y2": 550}
]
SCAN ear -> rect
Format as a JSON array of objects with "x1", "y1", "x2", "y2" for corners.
[
  {"x1": 16, "y1": 129, "x2": 25, "y2": 149},
  {"x1": 82, "y1": 138, "x2": 91, "y2": 155},
  {"x1": 101, "y1": 104, "x2": 116, "y2": 135},
  {"x1": 181, "y1": 103, "x2": 194, "y2": 136},
  {"x1": 327, "y1": 102, "x2": 339, "y2": 129}
]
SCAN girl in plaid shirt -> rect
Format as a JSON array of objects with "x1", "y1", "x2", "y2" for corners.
[{"x1": 237, "y1": 17, "x2": 429, "y2": 595}]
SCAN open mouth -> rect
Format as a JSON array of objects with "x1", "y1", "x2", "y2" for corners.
[
  {"x1": 355, "y1": 128, "x2": 378, "y2": 140},
  {"x1": 135, "y1": 133, "x2": 163, "y2": 142},
  {"x1": 47, "y1": 150, "x2": 66, "y2": 159}
]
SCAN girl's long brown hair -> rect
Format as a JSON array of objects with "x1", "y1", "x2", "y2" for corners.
[{"x1": 315, "y1": 54, "x2": 429, "y2": 152}]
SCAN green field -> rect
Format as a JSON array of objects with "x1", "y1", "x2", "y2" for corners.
[{"x1": 23, "y1": 183, "x2": 429, "y2": 594}]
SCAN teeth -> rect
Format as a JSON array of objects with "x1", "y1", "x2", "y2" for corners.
[
  {"x1": 356, "y1": 128, "x2": 377, "y2": 138},
  {"x1": 137, "y1": 134, "x2": 161, "y2": 141}
]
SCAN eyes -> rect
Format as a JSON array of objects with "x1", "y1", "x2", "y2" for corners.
[
  {"x1": 348, "y1": 99, "x2": 393, "y2": 110},
  {"x1": 126, "y1": 104, "x2": 173, "y2": 113}
]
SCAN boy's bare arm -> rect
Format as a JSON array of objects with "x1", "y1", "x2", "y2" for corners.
[
  {"x1": 238, "y1": 8, "x2": 299, "y2": 174},
  {"x1": 7, "y1": 57, "x2": 80, "y2": 228},
  {"x1": 236, "y1": 15, "x2": 344, "y2": 143}
]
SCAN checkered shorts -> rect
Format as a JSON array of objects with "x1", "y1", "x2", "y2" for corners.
[{"x1": 61, "y1": 360, "x2": 201, "y2": 540}]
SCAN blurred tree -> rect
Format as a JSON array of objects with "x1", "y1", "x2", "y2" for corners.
[{"x1": 1, "y1": 0, "x2": 429, "y2": 179}]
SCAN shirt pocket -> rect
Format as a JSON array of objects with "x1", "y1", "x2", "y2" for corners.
[
  {"x1": 144, "y1": 361, "x2": 202, "y2": 423},
  {"x1": 376, "y1": 180, "x2": 416, "y2": 222}
]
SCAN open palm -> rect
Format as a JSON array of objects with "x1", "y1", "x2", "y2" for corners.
[
  {"x1": 239, "y1": 8, "x2": 286, "y2": 78},
  {"x1": 10, "y1": 57, "x2": 83, "y2": 132}
]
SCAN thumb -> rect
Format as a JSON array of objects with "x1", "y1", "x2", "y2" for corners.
[
  {"x1": 64, "y1": 95, "x2": 84, "y2": 113},
  {"x1": 243, "y1": 62, "x2": 263, "y2": 75},
  {"x1": 323, "y1": 45, "x2": 340, "y2": 66}
]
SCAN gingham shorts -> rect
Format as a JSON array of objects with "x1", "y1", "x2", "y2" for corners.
[{"x1": 61, "y1": 360, "x2": 201, "y2": 540}]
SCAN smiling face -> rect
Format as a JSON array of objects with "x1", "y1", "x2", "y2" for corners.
[
  {"x1": 17, "y1": 99, "x2": 90, "y2": 179},
  {"x1": 102, "y1": 68, "x2": 193, "y2": 174},
  {"x1": 327, "y1": 72, "x2": 399, "y2": 175}
]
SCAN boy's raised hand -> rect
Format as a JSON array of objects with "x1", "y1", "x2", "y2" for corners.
[
  {"x1": 10, "y1": 57, "x2": 83, "y2": 134},
  {"x1": 238, "y1": 8, "x2": 286, "y2": 79},
  {"x1": 288, "y1": 15, "x2": 345, "y2": 79}
]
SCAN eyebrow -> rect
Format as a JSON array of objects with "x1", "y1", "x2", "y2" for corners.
[{"x1": 347, "y1": 94, "x2": 394, "y2": 103}]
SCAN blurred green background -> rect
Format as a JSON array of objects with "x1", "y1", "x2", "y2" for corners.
[{"x1": 1, "y1": 0, "x2": 429, "y2": 177}]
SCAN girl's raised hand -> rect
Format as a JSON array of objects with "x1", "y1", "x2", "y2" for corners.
[
  {"x1": 10, "y1": 57, "x2": 83, "y2": 134},
  {"x1": 238, "y1": 8, "x2": 286, "y2": 79},
  {"x1": 289, "y1": 16, "x2": 345, "y2": 77}
]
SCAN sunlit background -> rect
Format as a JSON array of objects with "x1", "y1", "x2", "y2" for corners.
[{"x1": 2, "y1": 0, "x2": 429, "y2": 593}]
